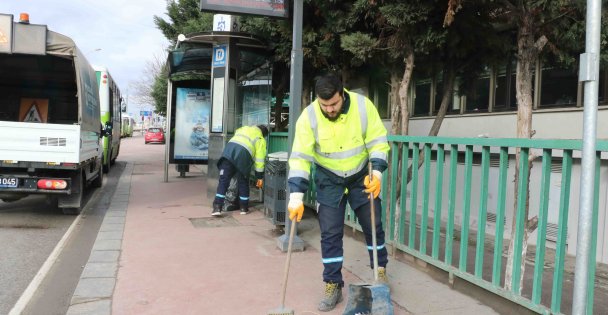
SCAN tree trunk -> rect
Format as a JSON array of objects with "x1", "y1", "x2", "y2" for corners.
[
  {"x1": 406, "y1": 66, "x2": 456, "y2": 182},
  {"x1": 398, "y1": 47, "x2": 415, "y2": 135},
  {"x1": 504, "y1": 13, "x2": 536, "y2": 293},
  {"x1": 390, "y1": 72, "x2": 402, "y2": 136}
]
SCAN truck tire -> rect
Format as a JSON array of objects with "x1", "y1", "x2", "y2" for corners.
[{"x1": 92, "y1": 164, "x2": 103, "y2": 188}]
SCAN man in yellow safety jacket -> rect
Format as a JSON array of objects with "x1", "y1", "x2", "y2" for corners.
[
  {"x1": 287, "y1": 73, "x2": 390, "y2": 312},
  {"x1": 212, "y1": 125, "x2": 268, "y2": 216}
]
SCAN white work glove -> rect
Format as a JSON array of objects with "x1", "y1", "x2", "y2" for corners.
[{"x1": 288, "y1": 192, "x2": 304, "y2": 222}]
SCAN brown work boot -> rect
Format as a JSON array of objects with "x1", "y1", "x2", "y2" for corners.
[
  {"x1": 318, "y1": 282, "x2": 343, "y2": 312},
  {"x1": 377, "y1": 267, "x2": 388, "y2": 284}
]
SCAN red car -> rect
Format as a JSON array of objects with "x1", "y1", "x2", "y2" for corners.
[{"x1": 145, "y1": 127, "x2": 165, "y2": 144}]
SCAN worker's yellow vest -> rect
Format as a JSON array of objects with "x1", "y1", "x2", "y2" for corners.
[
  {"x1": 288, "y1": 90, "x2": 389, "y2": 180},
  {"x1": 229, "y1": 126, "x2": 266, "y2": 173}
]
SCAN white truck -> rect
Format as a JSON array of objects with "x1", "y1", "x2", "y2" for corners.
[{"x1": 0, "y1": 13, "x2": 105, "y2": 214}]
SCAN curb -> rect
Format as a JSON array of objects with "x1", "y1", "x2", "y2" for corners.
[{"x1": 66, "y1": 162, "x2": 134, "y2": 315}]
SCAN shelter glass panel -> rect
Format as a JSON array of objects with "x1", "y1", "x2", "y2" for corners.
[{"x1": 236, "y1": 49, "x2": 271, "y2": 127}]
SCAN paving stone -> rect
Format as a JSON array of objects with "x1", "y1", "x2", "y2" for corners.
[
  {"x1": 102, "y1": 216, "x2": 125, "y2": 225},
  {"x1": 66, "y1": 300, "x2": 110, "y2": 315},
  {"x1": 71, "y1": 278, "x2": 115, "y2": 302},
  {"x1": 92, "y1": 239, "x2": 122, "y2": 251},
  {"x1": 88, "y1": 250, "x2": 120, "y2": 263},
  {"x1": 96, "y1": 231, "x2": 123, "y2": 240},
  {"x1": 81, "y1": 262, "x2": 117, "y2": 278},
  {"x1": 99, "y1": 223, "x2": 124, "y2": 232}
]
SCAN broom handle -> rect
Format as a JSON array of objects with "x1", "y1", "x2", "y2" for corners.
[
  {"x1": 369, "y1": 162, "x2": 379, "y2": 282},
  {"x1": 280, "y1": 217, "x2": 297, "y2": 308}
]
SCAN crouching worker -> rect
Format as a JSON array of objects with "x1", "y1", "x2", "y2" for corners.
[
  {"x1": 212, "y1": 125, "x2": 268, "y2": 216},
  {"x1": 287, "y1": 73, "x2": 390, "y2": 312}
]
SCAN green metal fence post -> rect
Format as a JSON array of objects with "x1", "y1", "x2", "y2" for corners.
[
  {"x1": 459, "y1": 145, "x2": 473, "y2": 272},
  {"x1": 389, "y1": 142, "x2": 400, "y2": 242},
  {"x1": 492, "y1": 147, "x2": 508, "y2": 286},
  {"x1": 532, "y1": 149, "x2": 552, "y2": 303},
  {"x1": 475, "y1": 146, "x2": 490, "y2": 278},
  {"x1": 511, "y1": 147, "x2": 530, "y2": 294},
  {"x1": 399, "y1": 143, "x2": 410, "y2": 245},
  {"x1": 551, "y1": 149, "x2": 573, "y2": 312},
  {"x1": 420, "y1": 143, "x2": 432, "y2": 255},
  {"x1": 409, "y1": 143, "x2": 420, "y2": 249},
  {"x1": 446, "y1": 145, "x2": 458, "y2": 266},
  {"x1": 432, "y1": 144, "x2": 445, "y2": 259}
]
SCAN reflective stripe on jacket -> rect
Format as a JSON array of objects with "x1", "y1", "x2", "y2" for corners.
[
  {"x1": 220, "y1": 125, "x2": 267, "y2": 178},
  {"x1": 288, "y1": 90, "x2": 389, "y2": 195}
]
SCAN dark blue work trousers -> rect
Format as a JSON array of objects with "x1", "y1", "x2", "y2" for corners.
[
  {"x1": 214, "y1": 159, "x2": 250, "y2": 209},
  {"x1": 318, "y1": 194, "x2": 388, "y2": 286}
]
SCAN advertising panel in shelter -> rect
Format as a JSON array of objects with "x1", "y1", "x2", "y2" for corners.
[{"x1": 174, "y1": 87, "x2": 211, "y2": 161}]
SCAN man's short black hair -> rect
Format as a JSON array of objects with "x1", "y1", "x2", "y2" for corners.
[
  {"x1": 315, "y1": 73, "x2": 343, "y2": 100},
  {"x1": 257, "y1": 124, "x2": 269, "y2": 137}
]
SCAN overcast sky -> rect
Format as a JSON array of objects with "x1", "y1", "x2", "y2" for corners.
[{"x1": 1, "y1": 1, "x2": 170, "y2": 114}]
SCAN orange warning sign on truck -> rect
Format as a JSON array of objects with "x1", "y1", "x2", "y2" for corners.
[{"x1": 19, "y1": 98, "x2": 48, "y2": 123}]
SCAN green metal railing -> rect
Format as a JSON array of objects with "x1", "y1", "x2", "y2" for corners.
[
  {"x1": 268, "y1": 132, "x2": 289, "y2": 154},
  {"x1": 268, "y1": 132, "x2": 604, "y2": 314},
  {"x1": 360, "y1": 135, "x2": 607, "y2": 315}
]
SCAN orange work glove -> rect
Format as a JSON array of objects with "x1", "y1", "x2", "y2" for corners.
[
  {"x1": 364, "y1": 170, "x2": 383, "y2": 199},
  {"x1": 288, "y1": 192, "x2": 304, "y2": 222},
  {"x1": 256, "y1": 179, "x2": 264, "y2": 189}
]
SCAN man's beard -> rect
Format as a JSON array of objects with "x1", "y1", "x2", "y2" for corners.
[{"x1": 321, "y1": 111, "x2": 340, "y2": 122}]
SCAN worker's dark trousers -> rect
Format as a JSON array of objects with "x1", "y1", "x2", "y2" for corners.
[
  {"x1": 318, "y1": 196, "x2": 388, "y2": 286},
  {"x1": 213, "y1": 159, "x2": 250, "y2": 209}
]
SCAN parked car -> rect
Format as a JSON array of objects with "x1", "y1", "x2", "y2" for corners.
[{"x1": 145, "y1": 127, "x2": 165, "y2": 144}]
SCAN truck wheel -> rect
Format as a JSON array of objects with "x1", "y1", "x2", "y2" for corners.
[{"x1": 92, "y1": 164, "x2": 103, "y2": 188}]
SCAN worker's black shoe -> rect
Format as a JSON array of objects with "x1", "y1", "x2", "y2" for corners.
[
  {"x1": 318, "y1": 282, "x2": 343, "y2": 312},
  {"x1": 240, "y1": 207, "x2": 249, "y2": 215},
  {"x1": 211, "y1": 203, "x2": 222, "y2": 216}
]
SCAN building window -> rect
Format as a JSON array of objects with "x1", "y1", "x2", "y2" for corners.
[
  {"x1": 539, "y1": 66, "x2": 578, "y2": 107},
  {"x1": 433, "y1": 77, "x2": 461, "y2": 115},
  {"x1": 494, "y1": 59, "x2": 518, "y2": 111},
  {"x1": 414, "y1": 80, "x2": 431, "y2": 116},
  {"x1": 464, "y1": 75, "x2": 490, "y2": 113},
  {"x1": 369, "y1": 70, "x2": 391, "y2": 119}
]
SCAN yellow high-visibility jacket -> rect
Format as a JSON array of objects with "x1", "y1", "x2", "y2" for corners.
[
  {"x1": 288, "y1": 89, "x2": 389, "y2": 206},
  {"x1": 220, "y1": 125, "x2": 267, "y2": 179}
]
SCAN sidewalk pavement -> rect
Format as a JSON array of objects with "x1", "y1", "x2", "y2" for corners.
[{"x1": 66, "y1": 158, "x2": 500, "y2": 315}]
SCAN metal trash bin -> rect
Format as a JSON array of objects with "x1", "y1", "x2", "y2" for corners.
[{"x1": 264, "y1": 152, "x2": 288, "y2": 225}]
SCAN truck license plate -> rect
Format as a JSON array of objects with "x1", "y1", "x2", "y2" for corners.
[{"x1": 0, "y1": 177, "x2": 18, "y2": 188}]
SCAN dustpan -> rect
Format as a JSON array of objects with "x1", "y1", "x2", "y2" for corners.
[{"x1": 343, "y1": 162, "x2": 393, "y2": 315}]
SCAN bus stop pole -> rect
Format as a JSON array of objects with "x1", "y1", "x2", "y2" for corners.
[
  {"x1": 572, "y1": 0, "x2": 602, "y2": 313},
  {"x1": 164, "y1": 80, "x2": 173, "y2": 183},
  {"x1": 278, "y1": 0, "x2": 305, "y2": 252}
]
